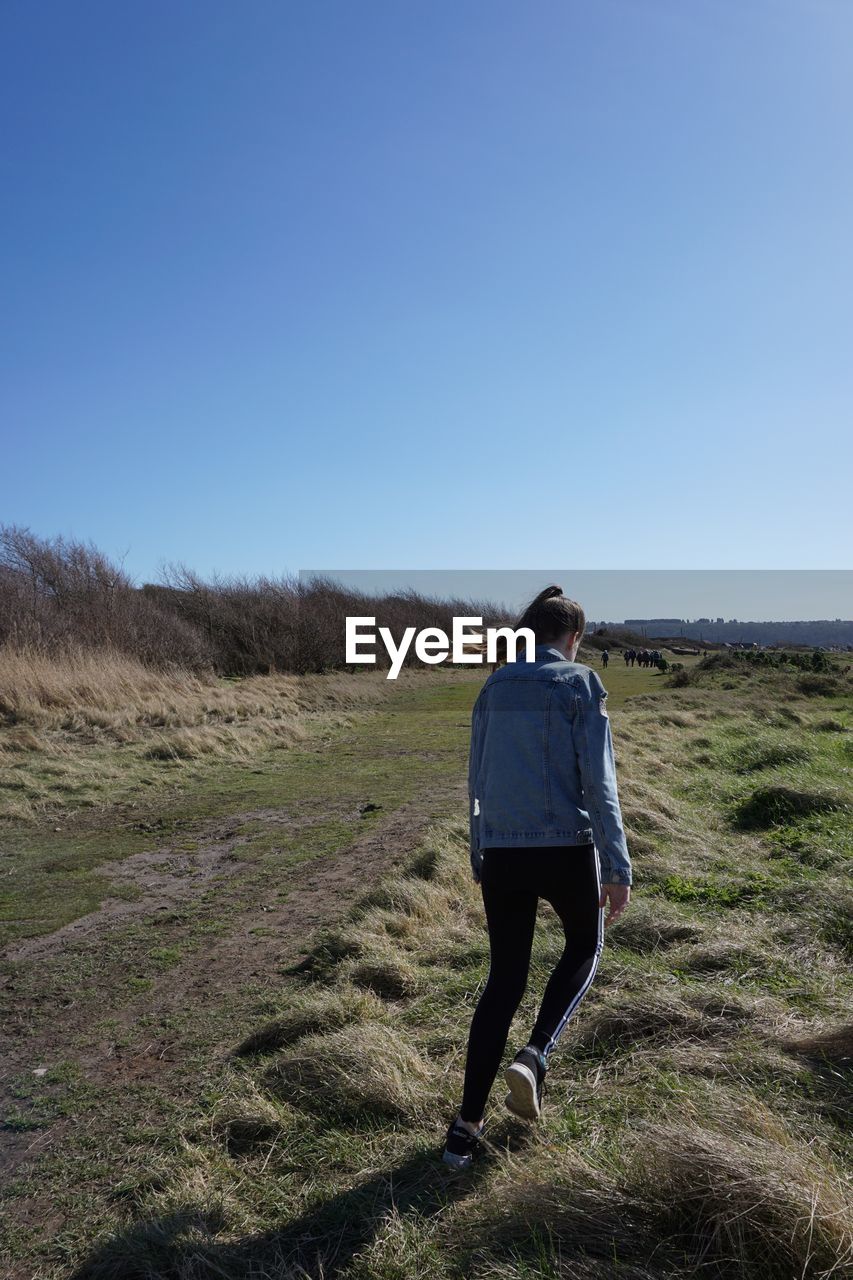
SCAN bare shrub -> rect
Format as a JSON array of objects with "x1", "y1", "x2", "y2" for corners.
[
  {"x1": 1, "y1": 526, "x2": 511, "y2": 675},
  {"x1": 0, "y1": 525, "x2": 212, "y2": 669}
]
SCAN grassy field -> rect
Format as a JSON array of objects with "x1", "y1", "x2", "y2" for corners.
[{"x1": 1, "y1": 650, "x2": 850, "y2": 1278}]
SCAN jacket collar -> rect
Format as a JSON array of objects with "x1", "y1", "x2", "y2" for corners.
[{"x1": 534, "y1": 643, "x2": 569, "y2": 662}]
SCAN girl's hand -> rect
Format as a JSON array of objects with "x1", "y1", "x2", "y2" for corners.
[{"x1": 599, "y1": 883, "x2": 630, "y2": 927}]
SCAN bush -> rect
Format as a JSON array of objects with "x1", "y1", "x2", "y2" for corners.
[{"x1": 0, "y1": 524, "x2": 511, "y2": 676}]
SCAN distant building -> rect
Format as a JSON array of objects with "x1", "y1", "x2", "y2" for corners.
[
  {"x1": 624, "y1": 619, "x2": 684, "y2": 628},
  {"x1": 619, "y1": 619, "x2": 853, "y2": 647}
]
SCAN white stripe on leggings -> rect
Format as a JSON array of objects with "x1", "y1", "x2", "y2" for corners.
[{"x1": 542, "y1": 848, "x2": 606, "y2": 1058}]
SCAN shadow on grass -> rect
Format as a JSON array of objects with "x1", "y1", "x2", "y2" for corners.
[
  {"x1": 779, "y1": 1022, "x2": 853, "y2": 1131},
  {"x1": 70, "y1": 1125, "x2": 536, "y2": 1280}
]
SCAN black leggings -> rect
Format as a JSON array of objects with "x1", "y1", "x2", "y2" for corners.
[{"x1": 460, "y1": 844, "x2": 604, "y2": 1123}]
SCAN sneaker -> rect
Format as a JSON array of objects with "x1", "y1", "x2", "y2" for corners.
[
  {"x1": 442, "y1": 1117, "x2": 484, "y2": 1170},
  {"x1": 504, "y1": 1046, "x2": 547, "y2": 1120}
]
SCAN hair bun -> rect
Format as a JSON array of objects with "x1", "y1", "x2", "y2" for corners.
[{"x1": 545, "y1": 585, "x2": 563, "y2": 598}]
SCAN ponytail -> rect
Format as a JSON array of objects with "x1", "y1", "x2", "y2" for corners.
[{"x1": 491, "y1": 584, "x2": 585, "y2": 668}]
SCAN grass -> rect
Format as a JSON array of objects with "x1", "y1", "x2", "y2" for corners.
[
  {"x1": 0, "y1": 671, "x2": 478, "y2": 946},
  {"x1": 1, "y1": 651, "x2": 851, "y2": 1278},
  {"x1": 0, "y1": 645, "x2": 667, "y2": 947},
  {"x1": 0, "y1": 645, "x2": 433, "y2": 823},
  {"x1": 30, "y1": 813, "x2": 849, "y2": 1279}
]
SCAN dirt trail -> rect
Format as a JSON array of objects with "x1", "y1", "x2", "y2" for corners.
[
  {"x1": 0, "y1": 782, "x2": 464, "y2": 1185},
  {"x1": 4, "y1": 799, "x2": 357, "y2": 967}
]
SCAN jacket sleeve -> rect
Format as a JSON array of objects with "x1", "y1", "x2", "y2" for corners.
[
  {"x1": 574, "y1": 672, "x2": 633, "y2": 886},
  {"x1": 468, "y1": 692, "x2": 484, "y2": 883}
]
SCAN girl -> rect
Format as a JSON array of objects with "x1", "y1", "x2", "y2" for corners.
[{"x1": 443, "y1": 586, "x2": 632, "y2": 1169}]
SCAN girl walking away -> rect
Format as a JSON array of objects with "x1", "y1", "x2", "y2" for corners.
[{"x1": 443, "y1": 586, "x2": 632, "y2": 1170}]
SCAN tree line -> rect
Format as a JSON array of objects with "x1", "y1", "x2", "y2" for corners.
[{"x1": 0, "y1": 525, "x2": 508, "y2": 677}]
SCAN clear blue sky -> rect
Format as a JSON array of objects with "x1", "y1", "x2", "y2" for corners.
[{"x1": 3, "y1": 0, "x2": 851, "y2": 586}]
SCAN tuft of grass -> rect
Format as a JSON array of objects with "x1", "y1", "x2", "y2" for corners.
[
  {"x1": 679, "y1": 937, "x2": 770, "y2": 976},
  {"x1": 235, "y1": 985, "x2": 386, "y2": 1056},
  {"x1": 729, "y1": 738, "x2": 812, "y2": 773},
  {"x1": 264, "y1": 1021, "x2": 435, "y2": 1122},
  {"x1": 566, "y1": 994, "x2": 722, "y2": 1058},
  {"x1": 206, "y1": 1085, "x2": 296, "y2": 1156},
  {"x1": 780, "y1": 1021, "x2": 853, "y2": 1071},
  {"x1": 622, "y1": 1121, "x2": 853, "y2": 1278},
  {"x1": 733, "y1": 785, "x2": 848, "y2": 830},
  {"x1": 797, "y1": 674, "x2": 844, "y2": 697},
  {"x1": 344, "y1": 953, "x2": 421, "y2": 999},
  {"x1": 649, "y1": 871, "x2": 773, "y2": 909},
  {"x1": 608, "y1": 898, "x2": 703, "y2": 953},
  {"x1": 457, "y1": 1158, "x2": 632, "y2": 1277}
]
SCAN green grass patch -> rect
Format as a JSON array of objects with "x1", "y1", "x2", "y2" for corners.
[{"x1": 648, "y1": 871, "x2": 775, "y2": 909}]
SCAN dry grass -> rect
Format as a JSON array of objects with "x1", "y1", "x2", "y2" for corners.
[
  {"x1": 25, "y1": 804, "x2": 852, "y2": 1280},
  {"x1": 343, "y1": 952, "x2": 422, "y2": 1000},
  {"x1": 622, "y1": 1121, "x2": 853, "y2": 1278},
  {"x1": 204, "y1": 1083, "x2": 298, "y2": 1156},
  {"x1": 456, "y1": 1156, "x2": 632, "y2": 1275},
  {"x1": 0, "y1": 643, "x2": 400, "y2": 734},
  {"x1": 608, "y1": 897, "x2": 704, "y2": 952},
  {"x1": 457, "y1": 1108, "x2": 852, "y2": 1279},
  {"x1": 679, "y1": 940, "x2": 766, "y2": 977},
  {"x1": 733, "y1": 784, "x2": 849, "y2": 830},
  {"x1": 781, "y1": 1022, "x2": 853, "y2": 1069},
  {"x1": 0, "y1": 644, "x2": 438, "y2": 819},
  {"x1": 264, "y1": 1021, "x2": 436, "y2": 1123},
  {"x1": 5, "y1": 661, "x2": 851, "y2": 1280},
  {"x1": 235, "y1": 986, "x2": 387, "y2": 1057},
  {"x1": 565, "y1": 993, "x2": 729, "y2": 1058}
]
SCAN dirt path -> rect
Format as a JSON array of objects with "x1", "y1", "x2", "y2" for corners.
[
  {"x1": 0, "y1": 781, "x2": 464, "y2": 1186},
  {"x1": 0, "y1": 674, "x2": 481, "y2": 1280},
  {"x1": 4, "y1": 798, "x2": 359, "y2": 967}
]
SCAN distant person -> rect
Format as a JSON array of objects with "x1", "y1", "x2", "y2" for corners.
[
  {"x1": 601, "y1": 648, "x2": 609, "y2": 668},
  {"x1": 623, "y1": 649, "x2": 630, "y2": 666},
  {"x1": 443, "y1": 585, "x2": 632, "y2": 1169}
]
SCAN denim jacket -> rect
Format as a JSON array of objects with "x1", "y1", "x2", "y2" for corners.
[{"x1": 468, "y1": 644, "x2": 633, "y2": 887}]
